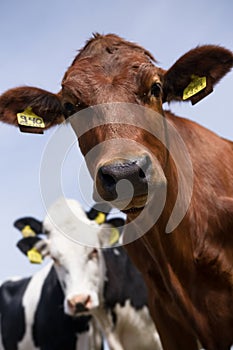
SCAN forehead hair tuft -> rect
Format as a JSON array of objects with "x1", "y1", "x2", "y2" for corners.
[{"x1": 71, "y1": 33, "x2": 156, "y2": 65}]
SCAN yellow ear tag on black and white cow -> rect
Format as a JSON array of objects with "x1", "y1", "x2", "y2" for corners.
[
  {"x1": 21, "y1": 225, "x2": 36, "y2": 238},
  {"x1": 27, "y1": 248, "x2": 43, "y2": 264},
  {"x1": 183, "y1": 75, "x2": 207, "y2": 100},
  {"x1": 17, "y1": 107, "x2": 45, "y2": 129},
  {"x1": 95, "y1": 212, "x2": 106, "y2": 225},
  {"x1": 109, "y1": 227, "x2": 120, "y2": 245}
]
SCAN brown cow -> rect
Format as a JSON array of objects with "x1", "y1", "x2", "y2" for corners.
[{"x1": 0, "y1": 34, "x2": 233, "y2": 350}]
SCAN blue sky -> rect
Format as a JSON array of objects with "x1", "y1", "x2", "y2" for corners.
[{"x1": 0, "y1": 0, "x2": 232, "y2": 280}]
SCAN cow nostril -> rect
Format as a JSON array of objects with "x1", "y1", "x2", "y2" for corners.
[
  {"x1": 102, "y1": 173, "x2": 116, "y2": 187},
  {"x1": 75, "y1": 302, "x2": 88, "y2": 313},
  {"x1": 98, "y1": 168, "x2": 116, "y2": 189},
  {"x1": 139, "y1": 168, "x2": 146, "y2": 179}
]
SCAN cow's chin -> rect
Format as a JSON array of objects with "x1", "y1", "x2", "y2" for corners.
[
  {"x1": 118, "y1": 195, "x2": 147, "y2": 216},
  {"x1": 123, "y1": 206, "x2": 143, "y2": 215},
  {"x1": 65, "y1": 305, "x2": 95, "y2": 318},
  {"x1": 73, "y1": 309, "x2": 92, "y2": 317}
]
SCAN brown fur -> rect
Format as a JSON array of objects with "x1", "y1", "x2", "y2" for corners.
[{"x1": 0, "y1": 34, "x2": 233, "y2": 350}]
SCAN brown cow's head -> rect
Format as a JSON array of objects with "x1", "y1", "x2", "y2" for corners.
[{"x1": 1, "y1": 34, "x2": 233, "y2": 215}]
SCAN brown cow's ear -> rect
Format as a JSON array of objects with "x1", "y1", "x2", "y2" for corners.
[
  {"x1": 0, "y1": 86, "x2": 65, "y2": 133},
  {"x1": 163, "y1": 45, "x2": 233, "y2": 105}
]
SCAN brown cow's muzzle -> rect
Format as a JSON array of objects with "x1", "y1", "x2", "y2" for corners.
[{"x1": 96, "y1": 155, "x2": 152, "y2": 209}]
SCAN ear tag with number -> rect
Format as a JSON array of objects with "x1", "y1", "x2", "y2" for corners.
[
  {"x1": 27, "y1": 248, "x2": 43, "y2": 264},
  {"x1": 22, "y1": 225, "x2": 36, "y2": 238},
  {"x1": 17, "y1": 107, "x2": 45, "y2": 128},
  {"x1": 183, "y1": 75, "x2": 207, "y2": 100},
  {"x1": 109, "y1": 227, "x2": 120, "y2": 245},
  {"x1": 95, "y1": 212, "x2": 106, "y2": 225}
]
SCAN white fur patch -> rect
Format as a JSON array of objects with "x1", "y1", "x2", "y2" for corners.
[
  {"x1": 44, "y1": 198, "x2": 100, "y2": 247},
  {"x1": 113, "y1": 248, "x2": 120, "y2": 256},
  {"x1": 93, "y1": 300, "x2": 162, "y2": 350},
  {"x1": 112, "y1": 300, "x2": 162, "y2": 350},
  {"x1": 18, "y1": 262, "x2": 53, "y2": 350}
]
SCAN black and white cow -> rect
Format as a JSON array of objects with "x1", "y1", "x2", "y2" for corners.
[
  {"x1": 0, "y1": 201, "x2": 111, "y2": 350},
  {"x1": 0, "y1": 263, "x2": 101, "y2": 350},
  {"x1": 1, "y1": 198, "x2": 162, "y2": 350}
]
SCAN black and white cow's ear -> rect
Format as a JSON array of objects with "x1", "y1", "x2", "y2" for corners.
[
  {"x1": 106, "y1": 218, "x2": 125, "y2": 230},
  {"x1": 86, "y1": 202, "x2": 112, "y2": 223},
  {"x1": 0, "y1": 86, "x2": 64, "y2": 134},
  {"x1": 98, "y1": 217, "x2": 125, "y2": 247},
  {"x1": 106, "y1": 218, "x2": 125, "y2": 245},
  {"x1": 34, "y1": 239, "x2": 50, "y2": 258},
  {"x1": 14, "y1": 217, "x2": 43, "y2": 238},
  {"x1": 17, "y1": 237, "x2": 50, "y2": 264},
  {"x1": 16, "y1": 237, "x2": 44, "y2": 264}
]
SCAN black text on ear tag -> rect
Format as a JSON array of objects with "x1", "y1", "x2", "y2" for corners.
[{"x1": 17, "y1": 107, "x2": 45, "y2": 134}]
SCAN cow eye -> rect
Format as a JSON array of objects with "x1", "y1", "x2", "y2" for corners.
[
  {"x1": 63, "y1": 102, "x2": 77, "y2": 118},
  {"x1": 150, "y1": 82, "x2": 162, "y2": 97},
  {"x1": 88, "y1": 248, "x2": 99, "y2": 260}
]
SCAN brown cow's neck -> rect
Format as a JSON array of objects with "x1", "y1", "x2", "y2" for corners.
[{"x1": 127, "y1": 110, "x2": 233, "y2": 289}]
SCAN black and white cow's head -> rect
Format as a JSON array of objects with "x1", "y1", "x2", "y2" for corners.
[{"x1": 14, "y1": 198, "x2": 124, "y2": 317}]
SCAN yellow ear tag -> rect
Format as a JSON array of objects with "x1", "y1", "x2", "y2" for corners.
[
  {"x1": 109, "y1": 227, "x2": 120, "y2": 245},
  {"x1": 95, "y1": 212, "x2": 106, "y2": 225},
  {"x1": 17, "y1": 107, "x2": 45, "y2": 128},
  {"x1": 21, "y1": 225, "x2": 36, "y2": 238},
  {"x1": 27, "y1": 248, "x2": 43, "y2": 264},
  {"x1": 183, "y1": 75, "x2": 207, "y2": 100}
]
